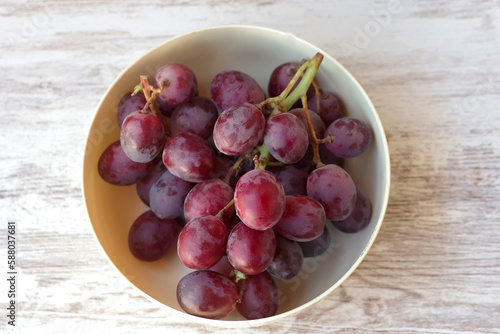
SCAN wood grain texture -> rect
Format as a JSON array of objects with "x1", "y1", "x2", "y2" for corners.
[{"x1": 1, "y1": 0, "x2": 500, "y2": 333}]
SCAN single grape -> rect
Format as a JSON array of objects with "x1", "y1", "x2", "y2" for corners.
[
  {"x1": 274, "y1": 165, "x2": 309, "y2": 196},
  {"x1": 264, "y1": 113, "x2": 309, "y2": 164},
  {"x1": 128, "y1": 210, "x2": 180, "y2": 261},
  {"x1": 208, "y1": 255, "x2": 234, "y2": 277},
  {"x1": 227, "y1": 222, "x2": 276, "y2": 275},
  {"x1": 213, "y1": 156, "x2": 237, "y2": 186},
  {"x1": 234, "y1": 169, "x2": 285, "y2": 230},
  {"x1": 213, "y1": 102, "x2": 265, "y2": 156},
  {"x1": 156, "y1": 96, "x2": 176, "y2": 117},
  {"x1": 183, "y1": 178, "x2": 234, "y2": 223},
  {"x1": 154, "y1": 63, "x2": 198, "y2": 105},
  {"x1": 237, "y1": 271, "x2": 279, "y2": 320},
  {"x1": 274, "y1": 195, "x2": 326, "y2": 242},
  {"x1": 177, "y1": 270, "x2": 238, "y2": 319},
  {"x1": 333, "y1": 188, "x2": 372, "y2": 233},
  {"x1": 98, "y1": 140, "x2": 153, "y2": 186},
  {"x1": 120, "y1": 111, "x2": 165, "y2": 163},
  {"x1": 298, "y1": 225, "x2": 332, "y2": 258},
  {"x1": 210, "y1": 70, "x2": 265, "y2": 112},
  {"x1": 170, "y1": 96, "x2": 218, "y2": 140},
  {"x1": 319, "y1": 144, "x2": 345, "y2": 169},
  {"x1": 136, "y1": 158, "x2": 165, "y2": 205},
  {"x1": 117, "y1": 92, "x2": 147, "y2": 127},
  {"x1": 177, "y1": 215, "x2": 228, "y2": 270},
  {"x1": 268, "y1": 62, "x2": 313, "y2": 99},
  {"x1": 149, "y1": 171, "x2": 193, "y2": 219},
  {"x1": 324, "y1": 117, "x2": 373, "y2": 158},
  {"x1": 307, "y1": 90, "x2": 345, "y2": 126},
  {"x1": 267, "y1": 235, "x2": 303, "y2": 280},
  {"x1": 162, "y1": 132, "x2": 217, "y2": 183},
  {"x1": 289, "y1": 107, "x2": 326, "y2": 142},
  {"x1": 307, "y1": 164, "x2": 357, "y2": 221}
]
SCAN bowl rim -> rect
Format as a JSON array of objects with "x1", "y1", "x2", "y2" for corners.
[{"x1": 82, "y1": 24, "x2": 391, "y2": 327}]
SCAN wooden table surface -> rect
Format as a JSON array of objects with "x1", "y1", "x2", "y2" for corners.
[{"x1": 2, "y1": 0, "x2": 500, "y2": 333}]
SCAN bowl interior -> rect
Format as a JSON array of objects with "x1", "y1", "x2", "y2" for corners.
[{"x1": 82, "y1": 25, "x2": 390, "y2": 327}]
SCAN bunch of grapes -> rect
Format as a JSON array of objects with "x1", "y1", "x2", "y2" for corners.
[{"x1": 97, "y1": 53, "x2": 373, "y2": 320}]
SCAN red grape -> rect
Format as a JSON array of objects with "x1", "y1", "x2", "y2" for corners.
[
  {"x1": 162, "y1": 132, "x2": 217, "y2": 183},
  {"x1": 170, "y1": 96, "x2": 218, "y2": 140},
  {"x1": 307, "y1": 164, "x2": 357, "y2": 221},
  {"x1": 128, "y1": 210, "x2": 180, "y2": 261},
  {"x1": 307, "y1": 90, "x2": 345, "y2": 126},
  {"x1": 234, "y1": 169, "x2": 285, "y2": 230},
  {"x1": 149, "y1": 171, "x2": 193, "y2": 219},
  {"x1": 227, "y1": 222, "x2": 276, "y2": 275},
  {"x1": 117, "y1": 92, "x2": 147, "y2": 127},
  {"x1": 98, "y1": 140, "x2": 153, "y2": 186},
  {"x1": 274, "y1": 195, "x2": 326, "y2": 242},
  {"x1": 298, "y1": 225, "x2": 332, "y2": 258},
  {"x1": 136, "y1": 159, "x2": 165, "y2": 205},
  {"x1": 237, "y1": 271, "x2": 279, "y2": 320},
  {"x1": 177, "y1": 270, "x2": 237, "y2": 319},
  {"x1": 289, "y1": 107, "x2": 326, "y2": 142},
  {"x1": 324, "y1": 117, "x2": 372, "y2": 158},
  {"x1": 213, "y1": 102, "x2": 265, "y2": 156},
  {"x1": 274, "y1": 165, "x2": 309, "y2": 196},
  {"x1": 264, "y1": 113, "x2": 309, "y2": 164},
  {"x1": 183, "y1": 178, "x2": 234, "y2": 223},
  {"x1": 267, "y1": 235, "x2": 303, "y2": 280},
  {"x1": 177, "y1": 215, "x2": 228, "y2": 270},
  {"x1": 268, "y1": 62, "x2": 313, "y2": 99},
  {"x1": 332, "y1": 188, "x2": 372, "y2": 233},
  {"x1": 120, "y1": 111, "x2": 165, "y2": 163},
  {"x1": 208, "y1": 255, "x2": 234, "y2": 277},
  {"x1": 210, "y1": 70, "x2": 265, "y2": 112},
  {"x1": 154, "y1": 63, "x2": 198, "y2": 105}
]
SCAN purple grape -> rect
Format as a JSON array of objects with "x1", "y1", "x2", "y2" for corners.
[
  {"x1": 268, "y1": 62, "x2": 313, "y2": 99},
  {"x1": 136, "y1": 159, "x2": 165, "y2": 205},
  {"x1": 162, "y1": 132, "x2": 217, "y2": 183},
  {"x1": 120, "y1": 111, "x2": 165, "y2": 163},
  {"x1": 234, "y1": 169, "x2": 285, "y2": 230},
  {"x1": 170, "y1": 96, "x2": 218, "y2": 140},
  {"x1": 267, "y1": 235, "x2": 303, "y2": 280},
  {"x1": 324, "y1": 117, "x2": 372, "y2": 158},
  {"x1": 274, "y1": 165, "x2": 309, "y2": 196},
  {"x1": 289, "y1": 107, "x2": 326, "y2": 142},
  {"x1": 333, "y1": 188, "x2": 372, "y2": 233},
  {"x1": 208, "y1": 255, "x2": 234, "y2": 277},
  {"x1": 298, "y1": 225, "x2": 332, "y2": 258},
  {"x1": 274, "y1": 195, "x2": 326, "y2": 242},
  {"x1": 177, "y1": 215, "x2": 228, "y2": 270},
  {"x1": 307, "y1": 164, "x2": 357, "y2": 221},
  {"x1": 210, "y1": 70, "x2": 265, "y2": 112},
  {"x1": 212, "y1": 156, "x2": 236, "y2": 184},
  {"x1": 237, "y1": 271, "x2": 279, "y2": 320},
  {"x1": 97, "y1": 140, "x2": 153, "y2": 186},
  {"x1": 117, "y1": 92, "x2": 147, "y2": 127},
  {"x1": 149, "y1": 171, "x2": 193, "y2": 219},
  {"x1": 213, "y1": 102, "x2": 265, "y2": 156},
  {"x1": 177, "y1": 270, "x2": 238, "y2": 319},
  {"x1": 154, "y1": 63, "x2": 198, "y2": 106},
  {"x1": 128, "y1": 210, "x2": 180, "y2": 261},
  {"x1": 183, "y1": 178, "x2": 234, "y2": 223},
  {"x1": 264, "y1": 113, "x2": 309, "y2": 164},
  {"x1": 307, "y1": 90, "x2": 345, "y2": 126},
  {"x1": 227, "y1": 222, "x2": 276, "y2": 275},
  {"x1": 319, "y1": 144, "x2": 345, "y2": 169}
]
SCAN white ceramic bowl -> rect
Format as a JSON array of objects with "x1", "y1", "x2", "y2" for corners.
[{"x1": 82, "y1": 25, "x2": 390, "y2": 327}]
